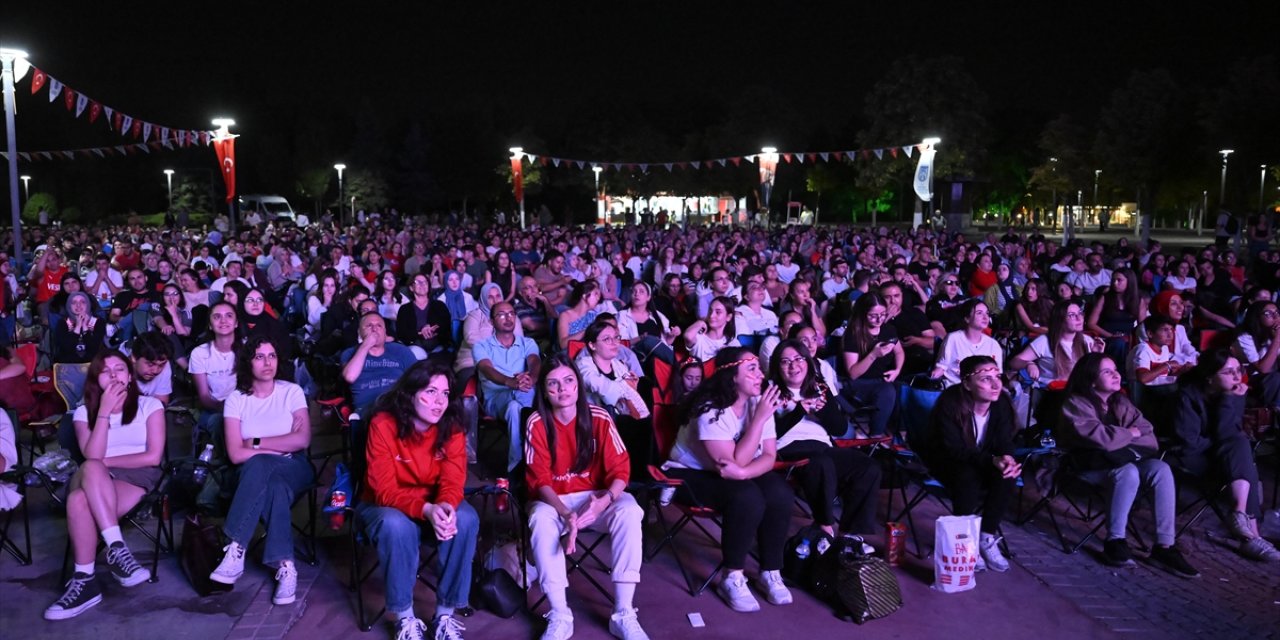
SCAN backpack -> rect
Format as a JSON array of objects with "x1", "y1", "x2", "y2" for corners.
[
  {"x1": 812, "y1": 535, "x2": 903, "y2": 624},
  {"x1": 781, "y1": 525, "x2": 834, "y2": 588}
]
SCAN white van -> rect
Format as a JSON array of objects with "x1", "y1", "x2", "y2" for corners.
[{"x1": 238, "y1": 194, "x2": 296, "y2": 222}]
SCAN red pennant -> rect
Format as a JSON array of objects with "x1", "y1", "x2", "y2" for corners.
[
  {"x1": 130, "y1": 120, "x2": 143, "y2": 139},
  {"x1": 782, "y1": 153, "x2": 792, "y2": 163},
  {"x1": 730, "y1": 157, "x2": 742, "y2": 167},
  {"x1": 861, "y1": 150, "x2": 871, "y2": 159},
  {"x1": 889, "y1": 147, "x2": 899, "y2": 158},
  {"x1": 807, "y1": 153, "x2": 817, "y2": 163},
  {"x1": 112, "y1": 112, "x2": 123, "y2": 132},
  {"x1": 833, "y1": 152, "x2": 844, "y2": 161},
  {"x1": 29, "y1": 67, "x2": 46, "y2": 94},
  {"x1": 88, "y1": 101, "x2": 102, "y2": 123},
  {"x1": 63, "y1": 87, "x2": 75, "y2": 111},
  {"x1": 676, "y1": 162, "x2": 688, "y2": 170},
  {"x1": 539, "y1": 157, "x2": 549, "y2": 166}
]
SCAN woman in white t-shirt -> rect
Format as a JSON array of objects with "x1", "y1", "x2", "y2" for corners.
[
  {"x1": 662, "y1": 347, "x2": 793, "y2": 614},
  {"x1": 210, "y1": 336, "x2": 313, "y2": 607},
  {"x1": 932, "y1": 300, "x2": 1004, "y2": 387},
  {"x1": 44, "y1": 350, "x2": 165, "y2": 620},
  {"x1": 684, "y1": 296, "x2": 742, "y2": 362},
  {"x1": 1234, "y1": 300, "x2": 1280, "y2": 408}
]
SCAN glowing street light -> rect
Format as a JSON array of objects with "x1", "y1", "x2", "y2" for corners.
[
  {"x1": 20, "y1": 174, "x2": 30, "y2": 203},
  {"x1": 334, "y1": 163, "x2": 346, "y2": 224},
  {"x1": 1, "y1": 47, "x2": 31, "y2": 262},
  {"x1": 1261, "y1": 164, "x2": 1268, "y2": 214},
  {"x1": 593, "y1": 165, "x2": 604, "y2": 226},
  {"x1": 1219, "y1": 149, "x2": 1234, "y2": 206},
  {"x1": 163, "y1": 169, "x2": 174, "y2": 212}
]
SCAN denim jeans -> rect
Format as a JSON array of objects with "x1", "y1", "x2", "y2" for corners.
[
  {"x1": 356, "y1": 501, "x2": 478, "y2": 614},
  {"x1": 223, "y1": 453, "x2": 315, "y2": 565},
  {"x1": 1081, "y1": 458, "x2": 1176, "y2": 547},
  {"x1": 843, "y1": 378, "x2": 897, "y2": 435},
  {"x1": 482, "y1": 387, "x2": 534, "y2": 472}
]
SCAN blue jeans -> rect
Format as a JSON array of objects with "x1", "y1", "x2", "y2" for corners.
[
  {"x1": 223, "y1": 453, "x2": 315, "y2": 565},
  {"x1": 356, "y1": 501, "x2": 478, "y2": 614},
  {"x1": 482, "y1": 386, "x2": 534, "y2": 472},
  {"x1": 1081, "y1": 458, "x2": 1176, "y2": 547},
  {"x1": 844, "y1": 378, "x2": 897, "y2": 435}
]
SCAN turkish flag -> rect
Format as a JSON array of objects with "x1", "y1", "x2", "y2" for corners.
[
  {"x1": 213, "y1": 135, "x2": 237, "y2": 203},
  {"x1": 130, "y1": 120, "x2": 142, "y2": 139},
  {"x1": 29, "y1": 67, "x2": 46, "y2": 95},
  {"x1": 510, "y1": 156, "x2": 523, "y2": 202},
  {"x1": 88, "y1": 101, "x2": 102, "y2": 123},
  {"x1": 63, "y1": 87, "x2": 75, "y2": 111}
]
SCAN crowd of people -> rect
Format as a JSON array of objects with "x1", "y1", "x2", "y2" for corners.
[{"x1": 2, "y1": 210, "x2": 1279, "y2": 640}]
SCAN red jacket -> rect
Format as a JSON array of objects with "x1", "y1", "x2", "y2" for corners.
[
  {"x1": 363, "y1": 411, "x2": 466, "y2": 517},
  {"x1": 524, "y1": 405, "x2": 629, "y2": 495}
]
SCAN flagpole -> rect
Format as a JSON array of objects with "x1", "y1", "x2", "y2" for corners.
[{"x1": 212, "y1": 118, "x2": 236, "y2": 236}]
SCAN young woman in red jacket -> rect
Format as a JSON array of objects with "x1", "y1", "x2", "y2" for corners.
[
  {"x1": 359, "y1": 359, "x2": 476, "y2": 640},
  {"x1": 524, "y1": 352, "x2": 648, "y2": 640}
]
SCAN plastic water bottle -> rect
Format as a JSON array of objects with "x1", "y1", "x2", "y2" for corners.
[
  {"x1": 815, "y1": 536, "x2": 831, "y2": 556},
  {"x1": 193, "y1": 444, "x2": 214, "y2": 485},
  {"x1": 495, "y1": 478, "x2": 509, "y2": 513},
  {"x1": 1039, "y1": 429, "x2": 1056, "y2": 450},
  {"x1": 658, "y1": 486, "x2": 676, "y2": 506},
  {"x1": 796, "y1": 538, "x2": 811, "y2": 560}
]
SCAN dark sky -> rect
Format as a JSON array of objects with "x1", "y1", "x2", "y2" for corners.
[{"x1": 2, "y1": 1, "x2": 1277, "y2": 211}]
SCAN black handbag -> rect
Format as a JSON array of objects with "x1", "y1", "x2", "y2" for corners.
[
  {"x1": 180, "y1": 513, "x2": 234, "y2": 596},
  {"x1": 472, "y1": 566, "x2": 523, "y2": 618}
]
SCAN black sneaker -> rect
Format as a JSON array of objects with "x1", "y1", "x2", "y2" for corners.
[
  {"x1": 105, "y1": 542, "x2": 151, "y2": 587},
  {"x1": 1149, "y1": 545, "x2": 1200, "y2": 579},
  {"x1": 1103, "y1": 538, "x2": 1135, "y2": 567},
  {"x1": 44, "y1": 572, "x2": 103, "y2": 620}
]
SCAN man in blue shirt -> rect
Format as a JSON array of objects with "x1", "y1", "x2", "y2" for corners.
[
  {"x1": 474, "y1": 301, "x2": 541, "y2": 472},
  {"x1": 341, "y1": 312, "x2": 420, "y2": 419}
]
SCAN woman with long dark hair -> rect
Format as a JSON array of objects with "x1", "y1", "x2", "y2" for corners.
[
  {"x1": 840, "y1": 292, "x2": 902, "y2": 436},
  {"x1": 53, "y1": 292, "x2": 106, "y2": 364},
  {"x1": 372, "y1": 269, "x2": 409, "y2": 330},
  {"x1": 919, "y1": 355, "x2": 1018, "y2": 573},
  {"x1": 238, "y1": 286, "x2": 295, "y2": 380},
  {"x1": 525, "y1": 352, "x2": 649, "y2": 640},
  {"x1": 616, "y1": 281, "x2": 680, "y2": 365},
  {"x1": 1173, "y1": 349, "x2": 1279, "y2": 561},
  {"x1": 1009, "y1": 299, "x2": 1104, "y2": 385},
  {"x1": 359, "y1": 359, "x2": 478, "y2": 640},
  {"x1": 664, "y1": 347, "x2": 793, "y2": 613},
  {"x1": 556, "y1": 280, "x2": 604, "y2": 351},
  {"x1": 1233, "y1": 300, "x2": 1280, "y2": 409},
  {"x1": 210, "y1": 336, "x2": 314, "y2": 605},
  {"x1": 931, "y1": 299, "x2": 1003, "y2": 387},
  {"x1": 1012, "y1": 278, "x2": 1054, "y2": 338},
  {"x1": 1059, "y1": 353, "x2": 1198, "y2": 577},
  {"x1": 43, "y1": 350, "x2": 165, "y2": 620},
  {"x1": 1087, "y1": 268, "x2": 1147, "y2": 366},
  {"x1": 769, "y1": 339, "x2": 880, "y2": 540},
  {"x1": 684, "y1": 296, "x2": 741, "y2": 362}
]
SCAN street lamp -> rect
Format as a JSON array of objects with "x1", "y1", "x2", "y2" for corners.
[
  {"x1": 1048, "y1": 157, "x2": 1061, "y2": 239},
  {"x1": 20, "y1": 174, "x2": 30, "y2": 203},
  {"x1": 334, "y1": 163, "x2": 346, "y2": 224},
  {"x1": 1093, "y1": 170, "x2": 1102, "y2": 230},
  {"x1": 1219, "y1": 149, "x2": 1234, "y2": 206},
  {"x1": 1260, "y1": 164, "x2": 1268, "y2": 214},
  {"x1": 759, "y1": 146, "x2": 779, "y2": 226},
  {"x1": 1, "y1": 47, "x2": 31, "y2": 264},
  {"x1": 509, "y1": 147, "x2": 526, "y2": 229},
  {"x1": 211, "y1": 117, "x2": 236, "y2": 234},
  {"x1": 163, "y1": 169, "x2": 174, "y2": 212},
  {"x1": 592, "y1": 165, "x2": 604, "y2": 226}
]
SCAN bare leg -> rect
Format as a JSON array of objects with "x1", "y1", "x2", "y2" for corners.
[
  {"x1": 65, "y1": 472, "x2": 99, "y2": 565},
  {"x1": 1230, "y1": 479, "x2": 1250, "y2": 513}
]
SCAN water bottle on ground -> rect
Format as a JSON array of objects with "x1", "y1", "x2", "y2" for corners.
[{"x1": 193, "y1": 444, "x2": 214, "y2": 485}]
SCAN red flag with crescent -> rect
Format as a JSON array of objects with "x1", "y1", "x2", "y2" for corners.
[
  {"x1": 510, "y1": 156, "x2": 524, "y2": 202},
  {"x1": 213, "y1": 135, "x2": 237, "y2": 203},
  {"x1": 63, "y1": 87, "x2": 75, "y2": 111},
  {"x1": 29, "y1": 67, "x2": 46, "y2": 95}
]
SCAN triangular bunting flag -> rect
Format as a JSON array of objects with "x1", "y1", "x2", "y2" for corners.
[
  {"x1": 19, "y1": 152, "x2": 30, "y2": 162},
  {"x1": 138, "y1": 143, "x2": 151, "y2": 153},
  {"x1": 39, "y1": 152, "x2": 53, "y2": 161},
  {"x1": 902, "y1": 145, "x2": 914, "y2": 158},
  {"x1": 861, "y1": 150, "x2": 871, "y2": 159},
  {"x1": 112, "y1": 112, "x2": 123, "y2": 132},
  {"x1": 92, "y1": 148, "x2": 105, "y2": 158},
  {"x1": 525, "y1": 154, "x2": 536, "y2": 163},
  {"x1": 48, "y1": 78, "x2": 62, "y2": 102},
  {"x1": 819, "y1": 152, "x2": 829, "y2": 162},
  {"x1": 149, "y1": 141, "x2": 162, "y2": 150},
  {"x1": 676, "y1": 162, "x2": 687, "y2": 170},
  {"x1": 639, "y1": 164, "x2": 649, "y2": 172},
  {"x1": 538, "y1": 157, "x2": 549, "y2": 166},
  {"x1": 121, "y1": 115, "x2": 134, "y2": 135},
  {"x1": 63, "y1": 87, "x2": 75, "y2": 111},
  {"x1": 115, "y1": 146, "x2": 127, "y2": 155},
  {"x1": 833, "y1": 152, "x2": 844, "y2": 161},
  {"x1": 889, "y1": 147, "x2": 899, "y2": 158},
  {"x1": 730, "y1": 157, "x2": 742, "y2": 167},
  {"x1": 664, "y1": 163, "x2": 673, "y2": 172},
  {"x1": 130, "y1": 120, "x2": 142, "y2": 139},
  {"x1": 88, "y1": 101, "x2": 102, "y2": 123},
  {"x1": 782, "y1": 153, "x2": 792, "y2": 163},
  {"x1": 75, "y1": 93, "x2": 89, "y2": 117},
  {"x1": 717, "y1": 158, "x2": 727, "y2": 167},
  {"x1": 200, "y1": 131, "x2": 210, "y2": 145},
  {"x1": 575, "y1": 161, "x2": 584, "y2": 169},
  {"x1": 612, "y1": 163, "x2": 622, "y2": 171},
  {"x1": 551, "y1": 158, "x2": 561, "y2": 167},
  {"x1": 627, "y1": 164, "x2": 638, "y2": 171},
  {"x1": 873, "y1": 148, "x2": 884, "y2": 159},
  {"x1": 62, "y1": 151, "x2": 74, "y2": 160},
  {"x1": 159, "y1": 127, "x2": 170, "y2": 147},
  {"x1": 29, "y1": 67, "x2": 46, "y2": 94},
  {"x1": 142, "y1": 122, "x2": 153, "y2": 142}
]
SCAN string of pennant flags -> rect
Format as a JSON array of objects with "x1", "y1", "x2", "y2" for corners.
[
  {"x1": 21, "y1": 62, "x2": 215, "y2": 149},
  {"x1": 513, "y1": 143, "x2": 929, "y2": 172},
  {"x1": 0, "y1": 136, "x2": 209, "y2": 162}
]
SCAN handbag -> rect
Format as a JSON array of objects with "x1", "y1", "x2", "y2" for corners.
[
  {"x1": 180, "y1": 512, "x2": 234, "y2": 596},
  {"x1": 814, "y1": 535, "x2": 903, "y2": 623},
  {"x1": 472, "y1": 566, "x2": 524, "y2": 618}
]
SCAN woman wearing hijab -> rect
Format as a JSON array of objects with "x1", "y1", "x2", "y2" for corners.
[
  {"x1": 54, "y1": 292, "x2": 107, "y2": 364},
  {"x1": 1146, "y1": 290, "x2": 1198, "y2": 368},
  {"x1": 436, "y1": 271, "x2": 477, "y2": 348}
]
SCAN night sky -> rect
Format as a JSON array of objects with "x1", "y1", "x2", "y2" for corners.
[{"x1": 2, "y1": 1, "x2": 1277, "y2": 216}]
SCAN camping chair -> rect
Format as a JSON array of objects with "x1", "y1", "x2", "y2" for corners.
[
  {"x1": 24, "y1": 362, "x2": 89, "y2": 461},
  {"x1": 2, "y1": 407, "x2": 59, "y2": 565}
]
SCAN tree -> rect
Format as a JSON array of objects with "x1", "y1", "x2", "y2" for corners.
[
  {"x1": 394, "y1": 122, "x2": 445, "y2": 213},
  {"x1": 344, "y1": 169, "x2": 391, "y2": 214},
  {"x1": 294, "y1": 168, "x2": 331, "y2": 216},
  {"x1": 173, "y1": 176, "x2": 213, "y2": 217},
  {"x1": 21, "y1": 192, "x2": 56, "y2": 223}
]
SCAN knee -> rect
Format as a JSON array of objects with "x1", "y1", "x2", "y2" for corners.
[
  {"x1": 761, "y1": 477, "x2": 794, "y2": 509},
  {"x1": 1113, "y1": 464, "x2": 1139, "y2": 487},
  {"x1": 724, "y1": 483, "x2": 767, "y2": 520},
  {"x1": 615, "y1": 495, "x2": 645, "y2": 525},
  {"x1": 528, "y1": 504, "x2": 561, "y2": 534},
  {"x1": 873, "y1": 383, "x2": 896, "y2": 405},
  {"x1": 371, "y1": 508, "x2": 419, "y2": 544},
  {"x1": 454, "y1": 502, "x2": 480, "y2": 536}
]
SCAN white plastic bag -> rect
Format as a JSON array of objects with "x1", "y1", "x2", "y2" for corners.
[
  {"x1": 932, "y1": 515, "x2": 980, "y2": 593},
  {"x1": 484, "y1": 539, "x2": 537, "y2": 589}
]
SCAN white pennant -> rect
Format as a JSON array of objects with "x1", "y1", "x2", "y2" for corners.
[
  {"x1": 819, "y1": 152, "x2": 829, "y2": 162},
  {"x1": 138, "y1": 144, "x2": 150, "y2": 154},
  {"x1": 142, "y1": 123, "x2": 153, "y2": 142},
  {"x1": 93, "y1": 148, "x2": 105, "y2": 158},
  {"x1": 62, "y1": 151, "x2": 74, "y2": 160},
  {"x1": 717, "y1": 158, "x2": 727, "y2": 167},
  {"x1": 691, "y1": 161, "x2": 701, "y2": 169},
  {"x1": 903, "y1": 145, "x2": 915, "y2": 158},
  {"x1": 873, "y1": 148, "x2": 884, "y2": 159},
  {"x1": 48, "y1": 78, "x2": 63, "y2": 102},
  {"x1": 639, "y1": 164, "x2": 649, "y2": 172},
  {"x1": 575, "y1": 161, "x2": 584, "y2": 169},
  {"x1": 796, "y1": 154, "x2": 805, "y2": 164},
  {"x1": 160, "y1": 127, "x2": 170, "y2": 147},
  {"x1": 114, "y1": 146, "x2": 127, "y2": 155},
  {"x1": 121, "y1": 115, "x2": 134, "y2": 134},
  {"x1": 19, "y1": 152, "x2": 29, "y2": 161},
  {"x1": 75, "y1": 94, "x2": 90, "y2": 117},
  {"x1": 103, "y1": 106, "x2": 114, "y2": 127},
  {"x1": 664, "y1": 163, "x2": 673, "y2": 172},
  {"x1": 552, "y1": 158, "x2": 561, "y2": 167}
]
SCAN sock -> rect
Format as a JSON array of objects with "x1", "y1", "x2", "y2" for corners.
[
  {"x1": 101, "y1": 526, "x2": 124, "y2": 547},
  {"x1": 396, "y1": 607, "x2": 415, "y2": 621},
  {"x1": 726, "y1": 569, "x2": 745, "y2": 582},
  {"x1": 546, "y1": 587, "x2": 571, "y2": 617},
  {"x1": 435, "y1": 605, "x2": 455, "y2": 619},
  {"x1": 74, "y1": 562, "x2": 95, "y2": 576},
  {"x1": 614, "y1": 583, "x2": 636, "y2": 612}
]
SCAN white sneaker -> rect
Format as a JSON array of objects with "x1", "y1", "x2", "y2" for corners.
[
  {"x1": 754, "y1": 570, "x2": 793, "y2": 605},
  {"x1": 1229, "y1": 511, "x2": 1256, "y2": 540},
  {"x1": 716, "y1": 571, "x2": 760, "y2": 612},
  {"x1": 540, "y1": 611, "x2": 574, "y2": 640},
  {"x1": 273, "y1": 560, "x2": 297, "y2": 605},
  {"x1": 980, "y1": 534, "x2": 1010, "y2": 573},
  {"x1": 210, "y1": 541, "x2": 246, "y2": 585},
  {"x1": 608, "y1": 608, "x2": 650, "y2": 640},
  {"x1": 395, "y1": 616, "x2": 427, "y2": 640},
  {"x1": 432, "y1": 614, "x2": 465, "y2": 640},
  {"x1": 1241, "y1": 536, "x2": 1280, "y2": 562}
]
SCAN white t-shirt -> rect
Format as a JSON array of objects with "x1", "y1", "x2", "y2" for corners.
[
  {"x1": 1129, "y1": 341, "x2": 1176, "y2": 386},
  {"x1": 688, "y1": 332, "x2": 741, "y2": 362},
  {"x1": 822, "y1": 277, "x2": 850, "y2": 300},
  {"x1": 735, "y1": 306, "x2": 779, "y2": 335},
  {"x1": 666, "y1": 396, "x2": 777, "y2": 471},
  {"x1": 137, "y1": 363, "x2": 173, "y2": 399},
  {"x1": 1237, "y1": 333, "x2": 1268, "y2": 366},
  {"x1": 223, "y1": 380, "x2": 307, "y2": 440},
  {"x1": 84, "y1": 269, "x2": 124, "y2": 301},
  {"x1": 935, "y1": 331, "x2": 1004, "y2": 386},
  {"x1": 1164, "y1": 275, "x2": 1196, "y2": 292},
  {"x1": 973, "y1": 411, "x2": 991, "y2": 448},
  {"x1": 775, "y1": 262, "x2": 800, "y2": 284},
  {"x1": 73, "y1": 395, "x2": 163, "y2": 459},
  {"x1": 189, "y1": 342, "x2": 237, "y2": 402}
]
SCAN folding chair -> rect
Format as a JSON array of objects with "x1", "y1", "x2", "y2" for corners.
[
  {"x1": 567, "y1": 340, "x2": 586, "y2": 360},
  {"x1": 24, "y1": 362, "x2": 89, "y2": 460},
  {"x1": 1, "y1": 408, "x2": 57, "y2": 565},
  {"x1": 735, "y1": 334, "x2": 762, "y2": 354},
  {"x1": 1026, "y1": 451, "x2": 1152, "y2": 555}
]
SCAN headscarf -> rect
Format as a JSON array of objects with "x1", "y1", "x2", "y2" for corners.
[
  {"x1": 1151, "y1": 290, "x2": 1181, "y2": 319},
  {"x1": 477, "y1": 282, "x2": 503, "y2": 318},
  {"x1": 443, "y1": 271, "x2": 468, "y2": 321},
  {"x1": 66, "y1": 292, "x2": 93, "y2": 320}
]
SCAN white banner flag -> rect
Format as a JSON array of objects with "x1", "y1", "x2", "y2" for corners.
[
  {"x1": 913, "y1": 148, "x2": 936, "y2": 202},
  {"x1": 75, "y1": 94, "x2": 90, "y2": 117}
]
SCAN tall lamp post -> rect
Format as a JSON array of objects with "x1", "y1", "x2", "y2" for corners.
[
  {"x1": 333, "y1": 163, "x2": 346, "y2": 225},
  {"x1": 1, "y1": 47, "x2": 31, "y2": 264},
  {"x1": 592, "y1": 165, "x2": 604, "y2": 226},
  {"x1": 20, "y1": 174, "x2": 30, "y2": 203},
  {"x1": 1260, "y1": 164, "x2": 1268, "y2": 213},
  {"x1": 1093, "y1": 169, "x2": 1102, "y2": 230},
  {"x1": 163, "y1": 169, "x2": 174, "y2": 212},
  {"x1": 1219, "y1": 149, "x2": 1234, "y2": 206}
]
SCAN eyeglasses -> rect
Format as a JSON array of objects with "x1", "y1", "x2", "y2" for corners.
[
  {"x1": 779, "y1": 356, "x2": 808, "y2": 368},
  {"x1": 1264, "y1": 310, "x2": 1280, "y2": 318},
  {"x1": 596, "y1": 335, "x2": 619, "y2": 344},
  {"x1": 493, "y1": 311, "x2": 515, "y2": 319},
  {"x1": 245, "y1": 297, "x2": 265, "y2": 304},
  {"x1": 942, "y1": 280, "x2": 958, "y2": 286}
]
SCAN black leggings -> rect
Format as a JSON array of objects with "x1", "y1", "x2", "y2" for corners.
[
  {"x1": 931, "y1": 459, "x2": 1016, "y2": 534},
  {"x1": 664, "y1": 467, "x2": 793, "y2": 571},
  {"x1": 778, "y1": 440, "x2": 881, "y2": 533}
]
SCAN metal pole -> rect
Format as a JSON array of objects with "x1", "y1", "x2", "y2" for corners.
[
  {"x1": 1261, "y1": 164, "x2": 1268, "y2": 213},
  {"x1": 1, "y1": 53, "x2": 23, "y2": 263},
  {"x1": 1199, "y1": 190, "x2": 1207, "y2": 236}
]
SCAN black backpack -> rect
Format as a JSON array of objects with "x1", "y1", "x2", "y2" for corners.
[{"x1": 781, "y1": 525, "x2": 834, "y2": 588}]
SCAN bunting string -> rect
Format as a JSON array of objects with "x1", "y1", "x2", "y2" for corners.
[
  {"x1": 22, "y1": 62, "x2": 214, "y2": 146},
  {"x1": 512, "y1": 143, "x2": 925, "y2": 173},
  {"x1": 0, "y1": 136, "x2": 210, "y2": 162}
]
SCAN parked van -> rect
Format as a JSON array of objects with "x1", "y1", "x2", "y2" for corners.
[{"x1": 238, "y1": 194, "x2": 296, "y2": 222}]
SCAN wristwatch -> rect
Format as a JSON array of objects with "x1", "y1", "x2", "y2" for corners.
[{"x1": 252, "y1": 437, "x2": 261, "y2": 450}]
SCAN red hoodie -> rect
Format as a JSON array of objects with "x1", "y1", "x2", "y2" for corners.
[
  {"x1": 524, "y1": 405, "x2": 630, "y2": 495},
  {"x1": 363, "y1": 411, "x2": 466, "y2": 517}
]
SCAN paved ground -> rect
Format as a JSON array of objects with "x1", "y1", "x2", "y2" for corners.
[{"x1": 3, "y1": 415, "x2": 1278, "y2": 640}]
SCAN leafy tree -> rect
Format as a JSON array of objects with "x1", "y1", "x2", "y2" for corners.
[
  {"x1": 173, "y1": 176, "x2": 213, "y2": 216},
  {"x1": 21, "y1": 192, "x2": 56, "y2": 223},
  {"x1": 344, "y1": 169, "x2": 391, "y2": 214},
  {"x1": 294, "y1": 168, "x2": 331, "y2": 216}
]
